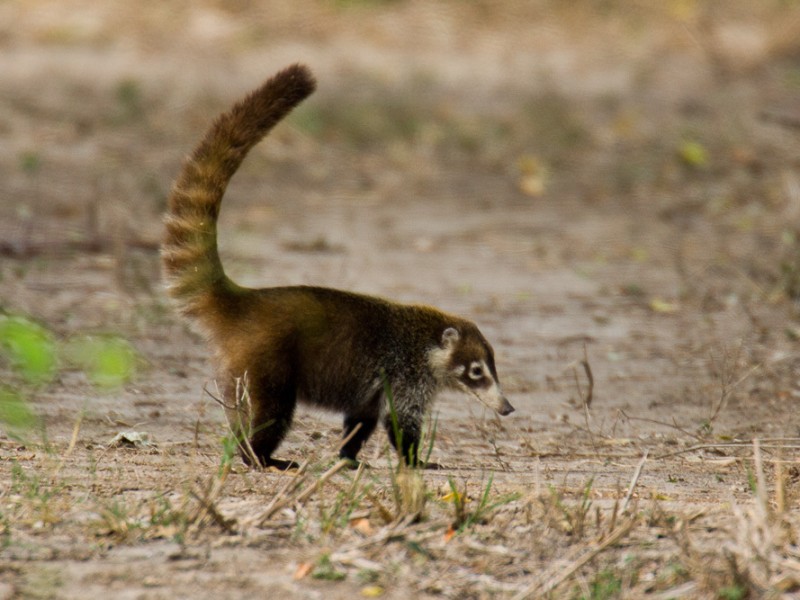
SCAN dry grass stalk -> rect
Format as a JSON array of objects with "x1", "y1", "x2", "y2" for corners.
[
  {"x1": 256, "y1": 459, "x2": 310, "y2": 517},
  {"x1": 204, "y1": 374, "x2": 262, "y2": 468},
  {"x1": 578, "y1": 343, "x2": 594, "y2": 408},
  {"x1": 242, "y1": 459, "x2": 351, "y2": 528},
  {"x1": 570, "y1": 345, "x2": 597, "y2": 455},
  {"x1": 394, "y1": 466, "x2": 426, "y2": 520},
  {"x1": 232, "y1": 374, "x2": 261, "y2": 468},
  {"x1": 621, "y1": 450, "x2": 648, "y2": 514},
  {"x1": 64, "y1": 411, "x2": 83, "y2": 458},
  {"x1": 53, "y1": 412, "x2": 85, "y2": 478},
  {"x1": 721, "y1": 439, "x2": 800, "y2": 594},
  {"x1": 674, "y1": 440, "x2": 800, "y2": 596},
  {"x1": 188, "y1": 475, "x2": 236, "y2": 534},
  {"x1": 620, "y1": 409, "x2": 705, "y2": 442},
  {"x1": 656, "y1": 441, "x2": 800, "y2": 460},
  {"x1": 707, "y1": 344, "x2": 761, "y2": 424},
  {"x1": 510, "y1": 516, "x2": 638, "y2": 600},
  {"x1": 290, "y1": 459, "x2": 351, "y2": 507},
  {"x1": 522, "y1": 456, "x2": 648, "y2": 598},
  {"x1": 540, "y1": 479, "x2": 595, "y2": 539}
]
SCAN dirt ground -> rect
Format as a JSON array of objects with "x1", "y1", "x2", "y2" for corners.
[{"x1": 2, "y1": 2, "x2": 800, "y2": 598}]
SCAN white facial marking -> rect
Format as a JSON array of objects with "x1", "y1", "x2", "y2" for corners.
[
  {"x1": 460, "y1": 375, "x2": 509, "y2": 414},
  {"x1": 427, "y1": 342, "x2": 457, "y2": 383},
  {"x1": 468, "y1": 361, "x2": 485, "y2": 381}
]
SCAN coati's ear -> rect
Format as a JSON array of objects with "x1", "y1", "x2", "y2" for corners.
[{"x1": 441, "y1": 327, "x2": 459, "y2": 349}]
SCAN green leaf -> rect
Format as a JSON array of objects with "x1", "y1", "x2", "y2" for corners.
[
  {"x1": 0, "y1": 387, "x2": 40, "y2": 439},
  {"x1": 678, "y1": 140, "x2": 708, "y2": 168},
  {"x1": 0, "y1": 316, "x2": 57, "y2": 384},
  {"x1": 63, "y1": 336, "x2": 137, "y2": 388}
]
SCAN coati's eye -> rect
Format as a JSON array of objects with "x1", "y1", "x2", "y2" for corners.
[{"x1": 468, "y1": 363, "x2": 484, "y2": 380}]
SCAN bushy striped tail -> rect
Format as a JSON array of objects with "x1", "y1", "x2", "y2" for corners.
[{"x1": 161, "y1": 64, "x2": 316, "y2": 326}]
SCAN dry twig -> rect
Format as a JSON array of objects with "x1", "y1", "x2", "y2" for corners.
[
  {"x1": 619, "y1": 409, "x2": 704, "y2": 441},
  {"x1": 655, "y1": 442, "x2": 800, "y2": 460},
  {"x1": 510, "y1": 517, "x2": 638, "y2": 600},
  {"x1": 250, "y1": 458, "x2": 351, "y2": 527},
  {"x1": 621, "y1": 450, "x2": 648, "y2": 514},
  {"x1": 571, "y1": 345, "x2": 598, "y2": 455},
  {"x1": 569, "y1": 344, "x2": 594, "y2": 408}
]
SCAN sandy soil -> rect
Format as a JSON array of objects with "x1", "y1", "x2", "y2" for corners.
[{"x1": 2, "y1": 2, "x2": 800, "y2": 598}]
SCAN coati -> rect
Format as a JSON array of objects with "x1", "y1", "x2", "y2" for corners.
[{"x1": 162, "y1": 64, "x2": 514, "y2": 468}]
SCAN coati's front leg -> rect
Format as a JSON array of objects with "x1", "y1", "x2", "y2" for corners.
[
  {"x1": 384, "y1": 412, "x2": 422, "y2": 467},
  {"x1": 339, "y1": 387, "x2": 384, "y2": 464},
  {"x1": 339, "y1": 414, "x2": 378, "y2": 463}
]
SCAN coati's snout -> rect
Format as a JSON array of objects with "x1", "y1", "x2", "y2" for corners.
[
  {"x1": 469, "y1": 379, "x2": 515, "y2": 416},
  {"x1": 497, "y1": 395, "x2": 515, "y2": 416}
]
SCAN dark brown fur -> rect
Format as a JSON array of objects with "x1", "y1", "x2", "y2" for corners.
[{"x1": 162, "y1": 64, "x2": 513, "y2": 468}]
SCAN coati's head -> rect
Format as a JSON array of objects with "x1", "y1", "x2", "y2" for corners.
[{"x1": 429, "y1": 324, "x2": 515, "y2": 416}]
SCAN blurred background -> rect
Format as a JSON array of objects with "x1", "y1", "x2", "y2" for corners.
[{"x1": 3, "y1": 5, "x2": 800, "y2": 596}]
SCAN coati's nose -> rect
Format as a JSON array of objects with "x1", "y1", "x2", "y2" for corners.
[{"x1": 498, "y1": 396, "x2": 515, "y2": 416}]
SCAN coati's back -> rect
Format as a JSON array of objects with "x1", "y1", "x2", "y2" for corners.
[
  {"x1": 217, "y1": 284, "x2": 470, "y2": 404},
  {"x1": 161, "y1": 65, "x2": 316, "y2": 337}
]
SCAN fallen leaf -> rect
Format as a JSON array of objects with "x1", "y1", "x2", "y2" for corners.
[
  {"x1": 517, "y1": 154, "x2": 547, "y2": 197},
  {"x1": 649, "y1": 298, "x2": 679, "y2": 313},
  {"x1": 294, "y1": 562, "x2": 313, "y2": 580},
  {"x1": 440, "y1": 490, "x2": 463, "y2": 503},
  {"x1": 678, "y1": 140, "x2": 708, "y2": 168},
  {"x1": 444, "y1": 526, "x2": 456, "y2": 543},
  {"x1": 350, "y1": 517, "x2": 373, "y2": 536},
  {"x1": 602, "y1": 438, "x2": 633, "y2": 446},
  {"x1": 148, "y1": 524, "x2": 180, "y2": 540},
  {"x1": 108, "y1": 431, "x2": 153, "y2": 448},
  {"x1": 361, "y1": 585, "x2": 384, "y2": 597},
  {"x1": 630, "y1": 247, "x2": 648, "y2": 262}
]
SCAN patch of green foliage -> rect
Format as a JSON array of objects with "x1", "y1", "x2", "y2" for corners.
[
  {"x1": 0, "y1": 387, "x2": 40, "y2": 441},
  {"x1": 114, "y1": 78, "x2": 144, "y2": 122},
  {"x1": 0, "y1": 316, "x2": 57, "y2": 384},
  {"x1": 580, "y1": 568, "x2": 623, "y2": 600},
  {"x1": 63, "y1": 335, "x2": 137, "y2": 388},
  {"x1": 18, "y1": 151, "x2": 42, "y2": 175},
  {"x1": 0, "y1": 314, "x2": 138, "y2": 442},
  {"x1": 312, "y1": 553, "x2": 346, "y2": 581},
  {"x1": 447, "y1": 472, "x2": 521, "y2": 534},
  {"x1": 718, "y1": 585, "x2": 747, "y2": 600}
]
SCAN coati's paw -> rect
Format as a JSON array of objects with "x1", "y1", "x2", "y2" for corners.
[
  {"x1": 262, "y1": 457, "x2": 302, "y2": 472},
  {"x1": 341, "y1": 457, "x2": 363, "y2": 470},
  {"x1": 422, "y1": 461, "x2": 444, "y2": 471}
]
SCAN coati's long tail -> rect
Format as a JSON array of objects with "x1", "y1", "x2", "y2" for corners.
[{"x1": 161, "y1": 64, "x2": 316, "y2": 324}]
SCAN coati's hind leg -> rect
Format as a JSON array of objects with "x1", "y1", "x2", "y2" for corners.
[
  {"x1": 226, "y1": 378, "x2": 298, "y2": 470},
  {"x1": 339, "y1": 414, "x2": 378, "y2": 464},
  {"x1": 250, "y1": 388, "x2": 298, "y2": 469}
]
